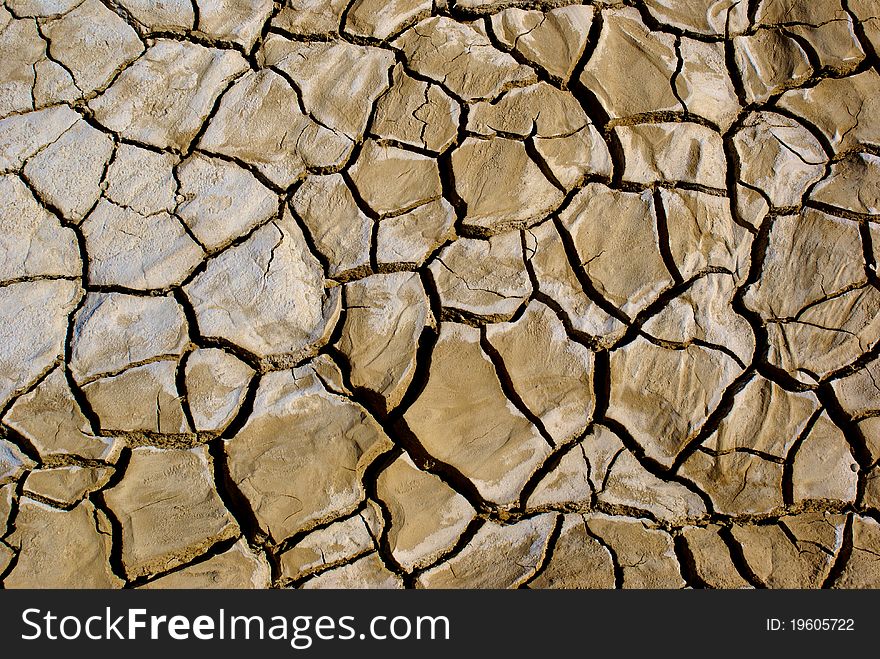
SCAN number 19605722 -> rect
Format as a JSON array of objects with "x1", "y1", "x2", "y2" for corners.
[{"x1": 766, "y1": 618, "x2": 855, "y2": 631}]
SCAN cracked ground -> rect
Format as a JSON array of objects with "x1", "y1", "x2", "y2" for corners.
[{"x1": 1, "y1": 0, "x2": 880, "y2": 590}]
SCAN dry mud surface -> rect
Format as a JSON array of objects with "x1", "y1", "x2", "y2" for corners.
[{"x1": 1, "y1": 0, "x2": 880, "y2": 589}]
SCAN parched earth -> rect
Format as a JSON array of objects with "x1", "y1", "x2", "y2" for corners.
[{"x1": 0, "y1": 0, "x2": 879, "y2": 589}]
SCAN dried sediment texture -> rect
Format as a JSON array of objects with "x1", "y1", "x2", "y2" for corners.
[{"x1": 1, "y1": 0, "x2": 879, "y2": 590}]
